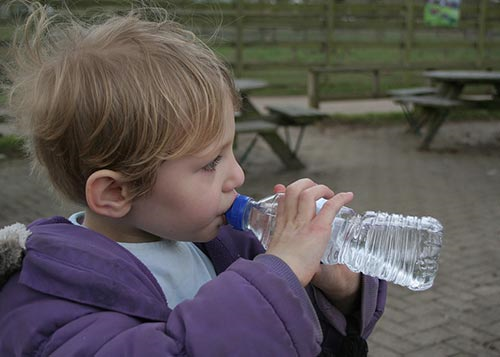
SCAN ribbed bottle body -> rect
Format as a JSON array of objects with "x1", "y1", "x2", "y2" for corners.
[{"x1": 322, "y1": 207, "x2": 442, "y2": 291}]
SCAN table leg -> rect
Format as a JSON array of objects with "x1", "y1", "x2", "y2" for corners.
[
  {"x1": 418, "y1": 109, "x2": 449, "y2": 150},
  {"x1": 494, "y1": 84, "x2": 500, "y2": 98},
  {"x1": 400, "y1": 102, "x2": 421, "y2": 134},
  {"x1": 258, "y1": 131, "x2": 305, "y2": 170},
  {"x1": 281, "y1": 125, "x2": 308, "y2": 154},
  {"x1": 293, "y1": 126, "x2": 307, "y2": 154},
  {"x1": 240, "y1": 92, "x2": 261, "y2": 118},
  {"x1": 439, "y1": 82, "x2": 463, "y2": 99},
  {"x1": 416, "y1": 82, "x2": 461, "y2": 149},
  {"x1": 238, "y1": 135, "x2": 259, "y2": 164},
  {"x1": 413, "y1": 107, "x2": 434, "y2": 135}
]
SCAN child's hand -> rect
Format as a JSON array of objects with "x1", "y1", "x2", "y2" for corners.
[
  {"x1": 311, "y1": 263, "x2": 361, "y2": 315},
  {"x1": 265, "y1": 179, "x2": 353, "y2": 287}
]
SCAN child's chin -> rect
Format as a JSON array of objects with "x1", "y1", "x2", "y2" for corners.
[
  {"x1": 193, "y1": 226, "x2": 221, "y2": 243},
  {"x1": 190, "y1": 217, "x2": 226, "y2": 242}
]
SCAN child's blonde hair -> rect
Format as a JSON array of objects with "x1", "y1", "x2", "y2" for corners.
[{"x1": 7, "y1": 3, "x2": 239, "y2": 205}]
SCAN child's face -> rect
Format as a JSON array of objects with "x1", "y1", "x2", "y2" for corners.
[{"x1": 127, "y1": 98, "x2": 245, "y2": 243}]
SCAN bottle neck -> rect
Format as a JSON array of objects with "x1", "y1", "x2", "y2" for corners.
[{"x1": 240, "y1": 198, "x2": 255, "y2": 231}]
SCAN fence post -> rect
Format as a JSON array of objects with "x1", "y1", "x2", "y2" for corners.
[
  {"x1": 404, "y1": 0, "x2": 414, "y2": 66},
  {"x1": 235, "y1": 0, "x2": 244, "y2": 77},
  {"x1": 478, "y1": 0, "x2": 488, "y2": 68},
  {"x1": 372, "y1": 69, "x2": 381, "y2": 98},
  {"x1": 325, "y1": 0, "x2": 335, "y2": 65},
  {"x1": 307, "y1": 69, "x2": 320, "y2": 109}
]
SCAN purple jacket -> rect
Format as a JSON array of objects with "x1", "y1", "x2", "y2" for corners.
[{"x1": 0, "y1": 217, "x2": 386, "y2": 356}]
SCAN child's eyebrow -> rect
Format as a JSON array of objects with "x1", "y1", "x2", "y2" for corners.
[
  {"x1": 193, "y1": 141, "x2": 225, "y2": 159},
  {"x1": 193, "y1": 119, "x2": 235, "y2": 159},
  {"x1": 195, "y1": 132, "x2": 234, "y2": 157}
]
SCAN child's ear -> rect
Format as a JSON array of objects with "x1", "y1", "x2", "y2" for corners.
[{"x1": 85, "y1": 170, "x2": 132, "y2": 218}]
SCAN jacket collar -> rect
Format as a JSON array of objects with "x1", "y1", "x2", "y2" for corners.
[
  {"x1": 20, "y1": 217, "x2": 170, "y2": 321},
  {"x1": 7, "y1": 217, "x2": 263, "y2": 322}
]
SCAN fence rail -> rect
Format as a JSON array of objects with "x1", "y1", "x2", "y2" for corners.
[
  {"x1": 2, "y1": 0, "x2": 500, "y2": 98},
  {"x1": 179, "y1": 0, "x2": 500, "y2": 95},
  {"x1": 307, "y1": 62, "x2": 500, "y2": 108}
]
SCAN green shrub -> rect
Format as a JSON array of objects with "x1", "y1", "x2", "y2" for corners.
[{"x1": 0, "y1": 134, "x2": 25, "y2": 158}]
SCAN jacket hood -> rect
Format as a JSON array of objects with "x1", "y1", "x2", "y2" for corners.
[
  {"x1": 0, "y1": 223, "x2": 30, "y2": 286},
  {"x1": 1, "y1": 217, "x2": 170, "y2": 321}
]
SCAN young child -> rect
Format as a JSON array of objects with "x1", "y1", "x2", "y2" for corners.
[{"x1": 0, "y1": 4, "x2": 386, "y2": 356}]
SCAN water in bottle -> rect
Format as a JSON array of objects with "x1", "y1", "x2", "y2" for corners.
[{"x1": 225, "y1": 193, "x2": 443, "y2": 291}]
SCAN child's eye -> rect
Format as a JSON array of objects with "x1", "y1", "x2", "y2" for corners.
[{"x1": 202, "y1": 155, "x2": 222, "y2": 172}]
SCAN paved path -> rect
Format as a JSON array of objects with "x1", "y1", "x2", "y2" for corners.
[
  {"x1": 1, "y1": 99, "x2": 500, "y2": 356},
  {"x1": 238, "y1": 120, "x2": 500, "y2": 357}
]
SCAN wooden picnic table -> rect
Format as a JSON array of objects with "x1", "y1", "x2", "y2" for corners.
[
  {"x1": 392, "y1": 70, "x2": 500, "y2": 150},
  {"x1": 234, "y1": 78, "x2": 326, "y2": 169},
  {"x1": 424, "y1": 70, "x2": 500, "y2": 86},
  {"x1": 234, "y1": 79, "x2": 268, "y2": 119}
]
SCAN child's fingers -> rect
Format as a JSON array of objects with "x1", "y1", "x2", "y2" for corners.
[
  {"x1": 275, "y1": 192, "x2": 286, "y2": 230},
  {"x1": 282, "y1": 178, "x2": 318, "y2": 222},
  {"x1": 296, "y1": 184, "x2": 334, "y2": 223},
  {"x1": 314, "y1": 192, "x2": 354, "y2": 227},
  {"x1": 274, "y1": 184, "x2": 286, "y2": 229},
  {"x1": 273, "y1": 184, "x2": 286, "y2": 194}
]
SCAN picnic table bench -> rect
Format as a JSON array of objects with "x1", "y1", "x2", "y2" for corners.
[
  {"x1": 387, "y1": 87, "x2": 438, "y2": 97},
  {"x1": 266, "y1": 105, "x2": 326, "y2": 154},
  {"x1": 393, "y1": 95, "x2": 467, "y2": 143},
  {"x1": 390, "y1": 71, "x2": 500, "y2": 150},
  {"x1": 235, "y1": 79, "x2": 326, "y2": 169}
]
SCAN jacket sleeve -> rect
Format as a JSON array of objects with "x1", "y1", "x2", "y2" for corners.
[
  {"x1": 165, "y1": 256, "x2": 323, "y2": 356},
  {"x1": 41, "y1": 258, "x2": 323, "y2": 357},
  {"x1": 308, "y1": 275, "x2": 387, "y2": 355},
  {"x1": 40, "y1": 313, "x2": 181, "y2": 356},
  {"x1": 209, "y1": 227, "x2": 387, "y2": 355}
]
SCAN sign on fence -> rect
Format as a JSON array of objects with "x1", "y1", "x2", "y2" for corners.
[{"x1": 424, "y1": 0, "x2": 461, "y2": 27}]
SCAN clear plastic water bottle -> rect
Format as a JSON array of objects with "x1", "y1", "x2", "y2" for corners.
[{"x1": 225, "y1": 193, "x2": 443, "y2": 291}]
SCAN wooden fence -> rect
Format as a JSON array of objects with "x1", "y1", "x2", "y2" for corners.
[
  {"x1": 167, "y1": 0, "x2": 500, "y2": 69},
  {"x1": 3, "y1": 0, "x2": 500, "y2": 98},
  {"x1": 169, "y1": 0, "x2": 500, "y2": 97}
]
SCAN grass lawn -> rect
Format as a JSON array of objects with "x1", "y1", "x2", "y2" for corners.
[
  {"x1": 0, "y1": 24, "x2": 16, "y2": 42},
  {"x1": 0, "y1": 134, "x2": 25, "y2": 158},
  {"x1": 328, "y1": 108, "x2": 500, "y2": 126}
]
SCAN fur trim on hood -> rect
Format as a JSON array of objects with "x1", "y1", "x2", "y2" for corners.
[{"x1": 0, "y1": 223, "x2": 31, "y2": 286}]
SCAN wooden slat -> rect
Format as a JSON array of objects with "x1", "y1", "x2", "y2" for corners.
[
  {"x1": 266, "y1": 105, "x2": 325, "y2": 118},
  {"x1": 235, "y1": 120, "x2": 277, "y2": 134},
  {"x1": 388, "y1": 87, "x2": 438, "y2": 97},
  {"x1": 394, "y1": 95, "x2": 466, "y2": 108}
]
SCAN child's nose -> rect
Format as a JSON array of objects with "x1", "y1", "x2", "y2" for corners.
[
  {"x1": 224, "y1": 156, "x2": 245, "y2": 192},
  {"x1": 233, "y1": 162, "x2": 245, "y2": 188}
]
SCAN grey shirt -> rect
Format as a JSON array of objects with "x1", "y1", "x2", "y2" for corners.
[{"x1": 68, "y1": 212, "x2": 216, "y2": 308}]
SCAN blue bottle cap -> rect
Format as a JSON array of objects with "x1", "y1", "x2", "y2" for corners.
[{"x1": 225, "y1": 194, "x2": 251, "y2": 230}]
